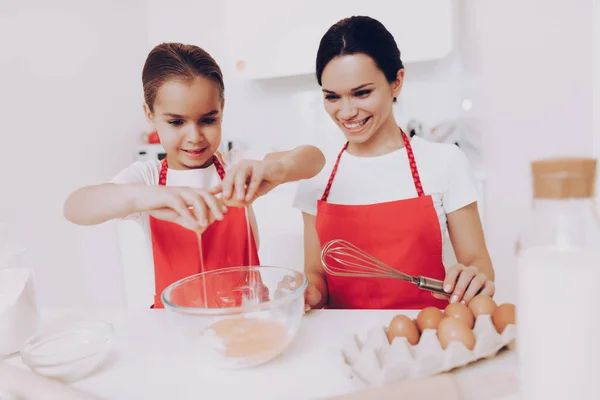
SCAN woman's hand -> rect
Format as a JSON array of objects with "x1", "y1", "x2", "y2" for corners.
[
  {"x1": 211, "y1": 159, "x2": 286, "y2": 205},
  {"x1": 304, "y1": 282, "x2": 323, "y2": 313},
  {"x1": 274, "y1": 274, "x2": 322, "y2": 313},
  {"x1": 432, "y1": 264, "x2": 495, "y2": 304},
  {"x1": 302, "y1": 213, "x2": 329, "y2": 312},
  {"x1": 442, "y1": 203, "x2": 495, "y2": 305},
  {"x1": 136, "y1": 185, "x2": 227, "y2": 232}
]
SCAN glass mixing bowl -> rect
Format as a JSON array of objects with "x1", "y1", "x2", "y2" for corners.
[{"x1": 161, "y1": 266, "x2": 307, "y2": 369}]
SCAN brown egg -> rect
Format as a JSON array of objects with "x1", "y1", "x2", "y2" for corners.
[
  {"x1": 437, "y1": 317, "x2": 476, "y2": 350},
  {"x1": 416, "y1": 307, "x2": 444, "y2": 332},
  {"x1": 492, "y1": 303, "x2": 516, "y2": 333},
  {"x1": 468, "y1": 295, "x2": 497, "y2": 318},
  {"x1": 387, "y1": 314, "x2": 420, "y2": 345},
  {"x1": 444, "y1": 302, "x2": 475, "y2": 329}
]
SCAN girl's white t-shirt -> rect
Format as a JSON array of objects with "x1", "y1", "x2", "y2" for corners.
[{"x1": 292, "y1": 136, "x2": 480, "y2": 266}]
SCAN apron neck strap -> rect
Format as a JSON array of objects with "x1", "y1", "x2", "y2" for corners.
[
  {"x1": 212, "y1": 155, "x2": 226, "y2": 180},
  {"x1": 402, "y1": 130, "x2": 425, "y2": 197},
  {"x1": 320, "y1": 142, "x2": 348, "y2": 202},
  {"x1": 158, "y1": 155, "x2": 226, "y2": 186},
  {"x1": 320, "y1": 128, "x2": 424, "y2": 202}
]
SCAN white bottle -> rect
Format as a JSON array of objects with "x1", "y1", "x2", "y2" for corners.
[{"x1": 516, "y1": 158, "x2": 600, "y2": 399}]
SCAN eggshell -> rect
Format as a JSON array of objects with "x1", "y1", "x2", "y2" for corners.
[
  {"x1": 436, "y1": 317, "x2": 475, "y2": 350},
  {"x1": 468, "y1": 295, "x2": 497, "y2": 318},
  {"x1": 221, "y1": 197, "x2": 250, "y2": 208},
  {"x1": 416, "y1": 307, "x2": 444, "y2": 332},
  {"x1": 387, "y1": 315, "x2": 420, "y2": 345},
  {"x1": 492, "y1": 303, "x2": 516, "y2": 334},
  {"x1": 444, "y1": 302, "x2": 475, "y2": 329}
]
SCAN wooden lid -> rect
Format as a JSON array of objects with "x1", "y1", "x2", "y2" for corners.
[{"x1": 531, "y1": 157, "x2": 597, "y2": 198}]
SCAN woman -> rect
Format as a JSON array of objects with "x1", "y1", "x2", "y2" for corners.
[
  {"x1": 294, "y1": 16, "x2": 494, "y2": 310},
  {"x1": 64, "y1": 43, "x2": 325, "y2": 308}
]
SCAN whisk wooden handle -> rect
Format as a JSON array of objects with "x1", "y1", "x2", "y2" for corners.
[{"x1": 416, "y1": 276, "x2": 450, "y2": 297}]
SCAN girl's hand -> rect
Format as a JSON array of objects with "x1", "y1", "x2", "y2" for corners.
[
  {"x1": 432, "y1": 264, "x2": 495, "y2": 305},
  {"x1": 135, "y1": 186, "x2": 227, "y2": 232},
  {"x1": 211, "y1": 159, "x2": 286, "y2": 205}
]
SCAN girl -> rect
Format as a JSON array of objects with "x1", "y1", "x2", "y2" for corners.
[
  {"x1": 64, "y1": 43, "x2": 325, "y2": 308},
  {"x1": 295, "y1": 17, "x2": 494, "y2": 310}
]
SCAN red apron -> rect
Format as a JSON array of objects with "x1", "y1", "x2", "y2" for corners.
[
  {"x1": 150, "y1": 155, "x2": 260, "y2": 308},
  {"x1": 316, "y1": 129, "x2": 447, "y2": 310}
]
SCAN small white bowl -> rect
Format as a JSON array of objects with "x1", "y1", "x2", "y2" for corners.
[{"x1": 20, "y1": 320, "x2": 114, "y2": 382}]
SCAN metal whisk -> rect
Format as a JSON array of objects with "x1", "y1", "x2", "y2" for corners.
[{"x1": 320, "y1": 239, "x2": 450, "y2": 297}]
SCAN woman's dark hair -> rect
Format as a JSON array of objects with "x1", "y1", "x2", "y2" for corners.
[
  {"x1": 316, "y1": 16, "x2": 404, "y2": 90},
  {"x1": 142, "y1": 43, "x2": 224, "y2": 112}
]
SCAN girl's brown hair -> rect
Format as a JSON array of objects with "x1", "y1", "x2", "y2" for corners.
[{"x1": 142, "y1": 43, "x2": 224, "y2": 112}]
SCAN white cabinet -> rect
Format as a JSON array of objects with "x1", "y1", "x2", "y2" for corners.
[{"x1": 223, "y1": 0, "x2": 454, "y2": 80}]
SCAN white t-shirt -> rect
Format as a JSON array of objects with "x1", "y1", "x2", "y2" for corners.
[
  {"x1": 110, "y1": 148, "x2": 266, "y2": 240},
  {"x1": 293, "y1": 136, "x2": 480, "y2": 265}
]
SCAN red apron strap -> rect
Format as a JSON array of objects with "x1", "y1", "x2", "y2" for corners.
[
  {"x1": 158, "y1": 158, "x2": 168, "y2": 186},
  {"x1": 320, "y1": 128, "x2": 425, "y2": 202},
  {"x1": 212, "y1": 155, "x2": 226, "y2": 180},
  {"x1": 320, "y1": 143, "x2": 348, "y2": 202},
  {"x1": 401, "y1": 131, "x2": 425, "y2": 197},
  {"x1": 158, "y1": 155, "x2": 225, "y2": 186}
]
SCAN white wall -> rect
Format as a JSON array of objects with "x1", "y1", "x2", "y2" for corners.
[
  {"x1": 0, "y1": 0, "x2": 149, "y2": 307},
  {"x1": 146, "y1": 0, "x2": 471, "y2": 153},
  {"x1": 1, "y1": 0, "x2": 595, "y2": 307},
  {"x1": 467, "y1": 0, "x2": 595, "y2": 303}
]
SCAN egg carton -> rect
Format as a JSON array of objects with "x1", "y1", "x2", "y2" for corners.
[{"x1": 340, "y1": 315, "x2": 516, "y2": 387}]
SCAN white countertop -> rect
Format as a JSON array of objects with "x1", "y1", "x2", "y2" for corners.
[{"x1": 5, "y1": 308, "x2": 517, "y2": 400}]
